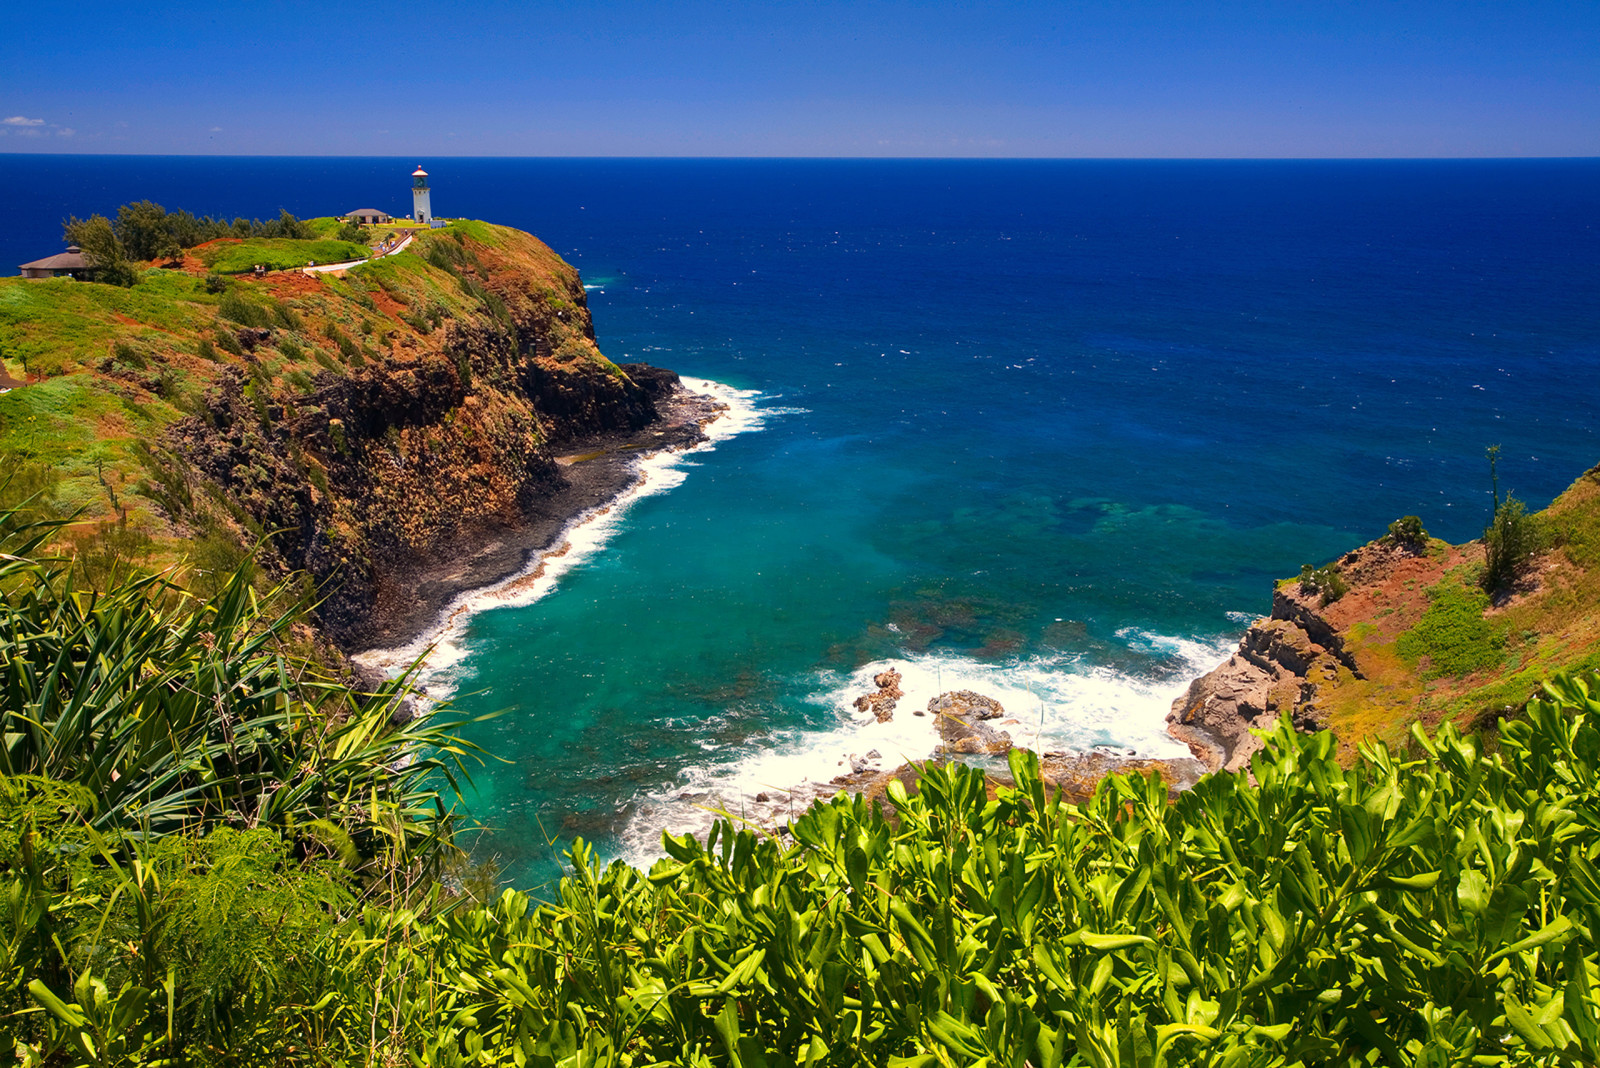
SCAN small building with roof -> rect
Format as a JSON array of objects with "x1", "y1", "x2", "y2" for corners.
[
  {"x1": 344, "y1": 208, "x2": 392, "y2": 225},
  {"x1": 18, "y1": 246, "x2": 93, "y2": 280}
]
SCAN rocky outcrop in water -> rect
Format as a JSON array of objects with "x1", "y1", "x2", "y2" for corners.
[
  {"x1": 929, "y1": 690, "x2": 1013, "y2": 754},
  {"x1": 852, "y1": 669, "x2": 904, "y2": 722}
]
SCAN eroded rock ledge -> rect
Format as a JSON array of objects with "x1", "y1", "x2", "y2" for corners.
[{"x1": 1166, "y1": 539, "x2": 1431, "y2": 772}]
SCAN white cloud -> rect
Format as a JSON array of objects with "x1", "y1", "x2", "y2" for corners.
[
  {"x1": 1, "y1": 116, "x2": 45, "y2": 126},
  {"x1": 209, "y1": 126, "x2": 222, "y2": 132},
  {"x1": 57, "y1": 127, "x2": 75, "y2": 138}
]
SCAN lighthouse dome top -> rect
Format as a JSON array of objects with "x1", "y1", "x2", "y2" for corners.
[{"x1": 412, "y1": 166, "x2": 428, "y2": 177}]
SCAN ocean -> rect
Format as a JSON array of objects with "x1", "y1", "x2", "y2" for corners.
[{"x1": 5, "y1": 156, "x2": 1598, "y2": 888}]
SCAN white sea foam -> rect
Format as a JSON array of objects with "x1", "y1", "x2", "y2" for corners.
[
  {"x1": 614, "y1": 629, "x2": 1239, "y2": 867},
  {"x1": 352, "y1": 376, "x2": 771, "y2": 697}
]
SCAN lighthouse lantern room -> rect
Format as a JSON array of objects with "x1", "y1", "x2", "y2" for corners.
[{"x1": 411, "y1": 166, "x2": 432, "y2": 224}]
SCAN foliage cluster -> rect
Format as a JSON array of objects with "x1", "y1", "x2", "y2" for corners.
[
  {"x1": 1484, "y1": 497, "x2": 1545, "y2": 595},
  {"x1": 1298, "y1": 562, "x2": 1348, "y2": 605},
  {"x1": 65, "y1": 202, "x2": 316, "y2": 262},
  {"x1": 60, "y1": 202, "x2": 319, "y2": 287},
  {"x1": 1387, "y1": 515, "x2": 1429, "y2": 549},
  {"x1": 0, "y1": 508, "x2": 478, "y2": 845},
  {"x1": 10, "y1": 525, "x2": 1600, "y2": 1068}
]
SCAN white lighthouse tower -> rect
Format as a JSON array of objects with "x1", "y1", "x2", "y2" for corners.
[{"x1": 411, "y1": 166, "x2": 433, "y2": 224}]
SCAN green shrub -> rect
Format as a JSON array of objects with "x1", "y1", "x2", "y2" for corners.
[
  {"x1": 270, "y1": 300, "x2": 304, "y2": 331},
  {"x1": 0, "y1": 506, "x2": 478, "y2": 847},
  {"x1": 203, "y1": 271, "x2": 229, "y2": 294},
  {"x1": 336, "y1": 219, "x2": 370, "y2": 244},
  {"x1": 21, "y1": 671, "x2": 1600, "y2": 1065},
  {"x1": 214, "y1": 330, "x2": 244, "y2": 357},
  {"x1": 196, "y1": 338, "x2": 220, "y2": 362},
  {"x1": 1298, "y1": 561, "x2": 1348, "y2": 604},
  {"x1": 217, "y1": 290, "x2": 272, "y2": 329},
  {"x1": 1483, "y1": 496, "x2": 1544, "y2": 593},
  {"x1": 278, "y1": 337, "x2": 305, "y2": 361},
  {"x1": 109, "y1": 339, "x2": 146, "y2": 369},
  {"x1": 327, "y1": 418, "x2": 348, "y2": 455},
  {"x1": 1387, "y1": 514, "x2": 1428, "y2": 548}
]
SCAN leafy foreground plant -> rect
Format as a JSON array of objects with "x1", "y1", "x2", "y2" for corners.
[
  {"x1": 0, "y1": 506, "x2": 479, "y2": 853},
  {"x1": 18, "y1": 673, "x2": 1600, "y2": 1065}
]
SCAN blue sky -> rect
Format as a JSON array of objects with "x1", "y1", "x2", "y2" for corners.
[{"x1": 4, "y1": 0, "x2": 1596, "y2": 156}]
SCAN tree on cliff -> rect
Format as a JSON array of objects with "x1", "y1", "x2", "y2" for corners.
[{"x1": 61, "y1": 213, "x2": 138, "y2": 286}]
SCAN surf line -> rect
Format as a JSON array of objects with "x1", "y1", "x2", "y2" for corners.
[{"x1": 352, "y1": 376, "x2": 766, "y2": 697}]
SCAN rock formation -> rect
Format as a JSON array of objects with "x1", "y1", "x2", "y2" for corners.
[
  {"x1": 1167, "y1": 543, "x2": 1404, "y2": 772},
  {"x1": 852, "y1": 669, "x2": 904, "y2": 722},
  {"x1": 928, "y1": 690, "x2": 1013, "y2": 754}
]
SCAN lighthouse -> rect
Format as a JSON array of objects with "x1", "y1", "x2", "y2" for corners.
[{"x1": 411, "y1": 166, "x2": 432, "y2": 224}]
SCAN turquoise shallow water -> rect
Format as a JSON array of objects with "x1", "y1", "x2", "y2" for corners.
[
  {"x1": 7, "y1": 156, "x2": 1596, "y2": 890},
  {"x1": 391, "y1": 161, "x2": 1599, "y2": 890}
]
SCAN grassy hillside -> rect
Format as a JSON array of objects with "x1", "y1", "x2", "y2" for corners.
[
  {"x1": 0, "y1": 218, "x2": 634, "y2": 598},
  {"x1": 1291, "y1": 465, "x2": 1600, "y2": 753},
  {"x1": 195, "y1": 236, "x2": 371, "y2": 273}
]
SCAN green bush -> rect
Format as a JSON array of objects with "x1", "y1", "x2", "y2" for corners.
[
  {"x1": 271, "y1": 300, "x2": 304, "y2": 332},
  {"x1": 1484, "y1": 496, "x2": 1544, "y2": 593},
  {"x1": 214, "y1": 329, "x2": 244, "y2": 357},
  {"x1": 0, "y1": 508, "x2": 479, "y2": 845},
  {"x1": 217, "y1": 290, "x2": 272, "y2": 329},
  {"x1": 1397, "y1": 576, "x2": 1505, "y2": 677},
  {"x1": 1299, "y1": 561, "x2": 1348, "y2": 604},
  {"x1": 14, "y1": 670, "x2": 1600, "y2": 1065},
  {"x1": 1387, "y1": 514, "x2": 1428, "y2": 548}
]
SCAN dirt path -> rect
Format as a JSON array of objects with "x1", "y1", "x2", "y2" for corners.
[{"x1": 301, "y1": 232, "x2": 415, "y2": 276}]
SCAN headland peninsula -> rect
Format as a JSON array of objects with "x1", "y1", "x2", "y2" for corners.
[{"x1": 1, "y1": 204, "x2": 725, "y2": 661}]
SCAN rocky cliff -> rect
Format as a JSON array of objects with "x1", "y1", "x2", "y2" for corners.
[
  {"x1": 0, "y1": 220, "x2": 714, "y2": 651},
  {"x1": 1169, "y1": 465, "x2": 1600, "y2": 770}
]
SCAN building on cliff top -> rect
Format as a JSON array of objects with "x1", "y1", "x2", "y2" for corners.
[
  {"x1": 18, "y1": 245, "x2": 93, "y2": 280},
  {"x1": 412, "y1": 166, "x2": 432, "y2": 225},
  {"x1": 344, "y1": 208, "x2": 392, "y2": 225}
]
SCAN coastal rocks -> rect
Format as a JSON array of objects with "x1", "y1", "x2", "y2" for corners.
[
  {"x1": 929, "y1": 690, "x2": 1013, "y2": 755},
  {"x1": 852, "y1": 669, "x2": 904, "y2": 722},
  {"x1": 825, "y1": 750, "x2": 1207, "y2": 823},
  {"x1": 1038, "y1": 751, "x2": 1208, "y2": 805},
  {"x1": 1167, "y1": 573, "x2": 1359, "y2": 773}
]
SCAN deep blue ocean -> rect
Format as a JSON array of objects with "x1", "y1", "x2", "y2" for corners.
[{"x1": 5, "y1": 156, "x2": 1598, "y2": 888}]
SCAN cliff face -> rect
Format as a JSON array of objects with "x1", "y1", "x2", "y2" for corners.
[
  {"x1": 1167, "y1": 541, "x2": 1406, "y2": 772},
  {"x1": 170, "y1": 225, "x2": 702, "y2": 649},
  {"x1": 1170, "y1": 465, "x2": 1600, "y2": 769},
  {"x1": 0, "y1": 221, "x2": 706, "y2": 651}
]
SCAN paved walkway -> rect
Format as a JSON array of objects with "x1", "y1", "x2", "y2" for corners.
[{"x1": 302, "y1": 231, "x2": 415, "y2": 275}]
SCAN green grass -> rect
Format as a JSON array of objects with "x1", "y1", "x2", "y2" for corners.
[
  {"x1": 301, "y1": 216, "x2": 344, "y2": 238},
  {"x1": 0, "y1": 274, "x2": 216, "y2": 375},
  {"x1": 198, "y1": 238, "x2": 370, "y2": 274},
  {"x1": 1396, "y1": 572, "x2": 1506, "y2": 678},
  {"x1": 0, "y1": 373, "x2": 183, "y2": 519}
]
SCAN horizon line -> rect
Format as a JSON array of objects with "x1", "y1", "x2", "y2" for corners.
[{"x1": 2, "y1": 152, "x2": 1598, "y2": 163}]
